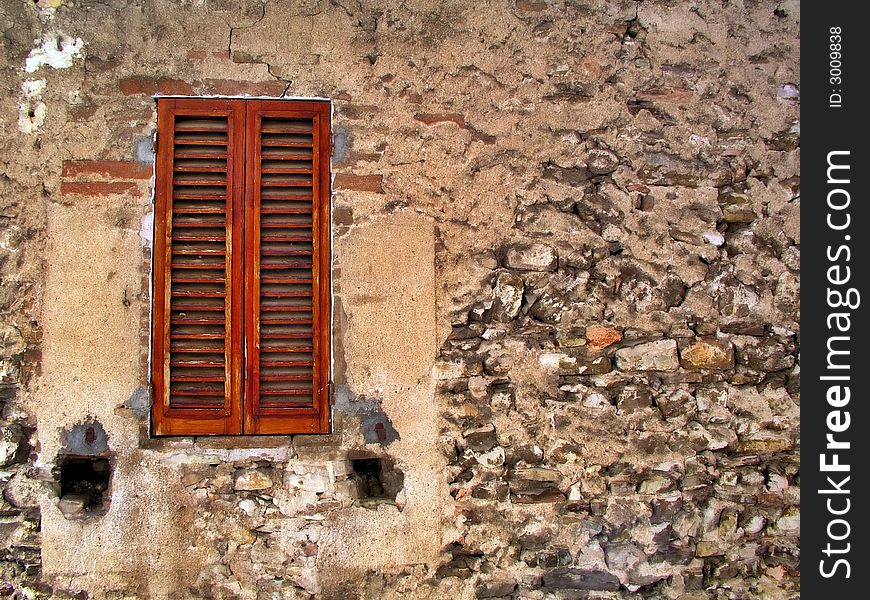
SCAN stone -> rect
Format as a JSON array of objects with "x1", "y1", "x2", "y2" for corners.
[
  {"x1": 736, "y1": 338, "x2": 795, "y2": 372},
  {"x1": 775, "y1": 271, "x2": 800, "y2": 314},
  {"x1": 581, "y1": 392, "x2": 610, "y2": 407},
  {"x1": 433, "y1": 358, "x2": 484, "y2": 380},
  {"x1": 475, "y1": 577, "x2": 517, "y2": 598},
  {"x1": 638, "y1": 152, "x2": 730, "y2": 187},
  {"x1": 615, "y1": 339, "x2": 679, "y2": 372},
  {"x1": 286, "y1": 472, "x2": 329, "y2": 494},
  {"x1": 657, "y1": 389, "x2": 694, "y2": 419},
  {"x1": 555, "y1": 328, "x2": 586, "y2": 347},
  {"x1": 0, "y1": 425, "x2": 22, "y2": 467},
  {"x1": 57, "y1": 494, "x2": 89, "y2": 517},
  {"x1": 679, "y1": 339, "x2": 734, "y2": 370},
  {"x1": 718, "y1": 192, "x2": 756, "y2": 223},
  {"x1": 542, "y1": 567, "x2": 621, "y2": 591},
  {"x1": 463, "y1": 425, "x2": 499, "y2": 452},
  {"x1": 604, "y1": 542, "x2": 646, "y2": 575},
  {"x1": 502, "y1": 243, "x2": 558, "y2": 271},
  {"x1": 694, "y1": 541, "x2": 723, "y2": 557},
  {"x1": 490, "y1": 272, "x2": 524, "y2": 321},
  {"x1": 736, "y1": 437, "x2": 794, "y2": 454},
  {"x1": 509, "y1": 468, "x2": 565, "y2": 503},
  {"x1": 0, "y1": 325, "x2": 25, "y2": 355},
  {"x1": 562, "y1": 354, "x2": 612, "y2": 376},
  {"x1": 475, "y1": 446, "x2": 506, "y2": 468},
  {"x1": 228, "y1": 526, "x2": 257, "y2": 546},
  {"x1": 651, "y1": 493, "x2": 683, "y2": 523},
  {"x1": 528, "y1": 291, "x2": 564, "y2": 322},
  {"x1": 585, "y1": 326, "x2": 622, "y2": 349},
  {"x1": 638, "y1": 474, "x2": 675, "y2": 494},
  {"x1": 617, "y1": 386, "x2": 652, "y2": 413},
  {"x1": 509, "y1": 467, "x2": 561, "y2": 483},
  {"x1": 234, "y1": 469, "x2": 273, "y2": 491},
  {"x1": 511, "y1": 488, "x2": 567, "y2": 504},
  {"x1": 471, "y1": 479, "x2": 509, "y2": 501},
  {"x1": 587, "y1": 149, "x2": 619, "y2": 175}
]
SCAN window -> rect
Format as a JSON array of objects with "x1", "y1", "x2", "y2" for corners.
[{"x1": 151, "y1": 98, "x2": 331, "y2": 436}]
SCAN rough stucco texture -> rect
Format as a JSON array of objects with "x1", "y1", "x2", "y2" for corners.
[{"x1": 0, "y1": 0, "x2": 799, "y2": 599}]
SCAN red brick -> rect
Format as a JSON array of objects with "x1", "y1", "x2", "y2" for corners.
[
  {"x1": 414, "y1": 113, "x2": 466, "y2": 128},
  {"x1": 68, "y1": 105, "x2": 98, "y2": 122},
  {"x1": 158, "y1": 80, "x2": 196, "y2": 95},
  {"x1": 333, "y1": 174, "x2": 384, "y2": 193},
  {"x1": 119, "y1": 77, "x2": 194, "y2": 96},
  {"x1": 60, "y1": 181, "x2": 141, "y2": 197},
  {"x1": 63, "y1": 160, "x2": 151, "y2": 180},
  {"x1": 118, "y1": 78, "x2": 155, "y2": 95},
  {"x1": 202, "y1": 79, "x2": 287, "y2": 97}
]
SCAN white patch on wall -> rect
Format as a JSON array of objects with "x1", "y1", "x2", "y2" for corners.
[
  {"x1": 24, "y1": 33, "x2": 84, "y2": 73},
  {"x1": 18, "y1": 79, "x2": 47, "y2": 134},
  {"x1": 140, "y1": 211, "x2": 154, "y2": 249},
  {"x1": 703, "y1": 231, "x2": 725, "y2": 246}
]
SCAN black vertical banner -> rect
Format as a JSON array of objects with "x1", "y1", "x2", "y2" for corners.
[{"x1": 802, "y1": 5, "x2": 869, "y2": 595}]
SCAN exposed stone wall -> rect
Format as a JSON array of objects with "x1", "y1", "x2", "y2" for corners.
[{"x1": 0, "y1": 0, "x2": 799, "y2": 598}]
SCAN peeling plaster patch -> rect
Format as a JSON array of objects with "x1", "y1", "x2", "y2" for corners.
[
  {"x1": 61, "y1": 418, "x2": 109, "y2": 456},
  {"x1": 124, "y1": 386, "x2": 150, "y2": 417},
  {"x1": 140, "y1": 212, "x2": 154, "y2": 249},
  {"x1": 332, "y1": 128, "x2": 350, "y2": 164},
  {"x1": 25, "y1": 33, "x2": 84, "y2": 73},
  {"x1": 136, "y1": 136, "x2": 155, "y2": 164},
  {"x1": 18, "y1": 79, "x2": 47, "y2": 134},
  {"x1": 333, "y1": 385, "x2": 400, "y2": 445}
]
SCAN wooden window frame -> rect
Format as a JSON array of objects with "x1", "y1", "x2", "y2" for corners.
[{"x1": 151, "y1": 97, "x2": 331, "y2": 436}]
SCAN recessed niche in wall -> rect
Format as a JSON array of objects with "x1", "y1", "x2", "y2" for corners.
[
  {"x1": 56, "y1": 455, "x2": 111, "y2": 517},
  {"x1": 56, "y1": 418, "x2": 113, "y2": 518},
  {"x1": 350, "y1": 456, "x2": 404, "y2": 509}
]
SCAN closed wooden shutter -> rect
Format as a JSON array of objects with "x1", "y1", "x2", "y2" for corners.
[
  {"x1": 244, "y1": 100, "x2": 331, "y2": 434},
  {"x1": 151, "y1": 98, "x2": 330, "y2": 436}
]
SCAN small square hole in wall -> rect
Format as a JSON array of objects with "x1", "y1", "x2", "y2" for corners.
[
  {"x1": 56, "y1": 455, "x2": 111, "y2": 518},
  {"x1": 350, "y1": 457, "x2": 404, "y2": 507}
]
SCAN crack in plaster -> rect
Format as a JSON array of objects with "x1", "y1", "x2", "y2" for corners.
[{"x1": 225, "y1": 2, "x2": 293, "y2": 95}]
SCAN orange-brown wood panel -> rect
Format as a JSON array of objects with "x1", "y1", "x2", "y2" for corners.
[
  {"x1": 243, "y1": 99, "x2": 331, "y2": 435},
  {"x1": 153, "y1": 98, "x2": 330, "y2": 436},
  {"x1": 152, "y1": 98, "x2": 245, "y2": 436}
]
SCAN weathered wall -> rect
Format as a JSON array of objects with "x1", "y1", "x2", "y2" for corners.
[{"x1": 1, "y1": 0, "x2": 799, "y2": 598}]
